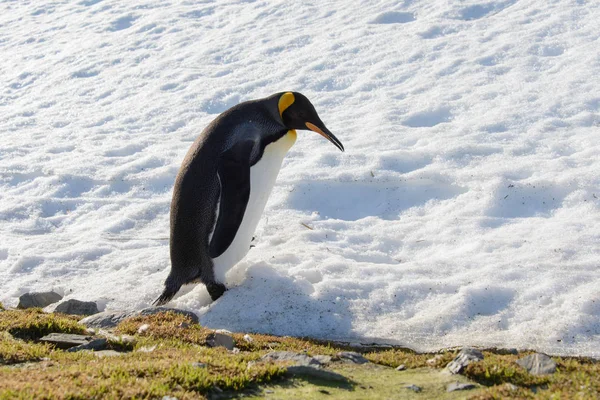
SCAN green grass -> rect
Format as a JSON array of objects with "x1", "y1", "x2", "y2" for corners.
[{"x1": 0, "y1": 308, "x2": 85, "y2": 341}]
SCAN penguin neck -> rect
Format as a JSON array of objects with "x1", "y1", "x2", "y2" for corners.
[{"x1": 278, "y1": 129, "x2": 297, "y2": 151}]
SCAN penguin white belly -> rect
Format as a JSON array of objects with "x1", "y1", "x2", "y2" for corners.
[{"x1": 211, "y1": 130, "x2": 296, "y2": 282}]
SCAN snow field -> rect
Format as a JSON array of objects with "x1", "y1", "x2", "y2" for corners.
[{"x1": 1, "y1": 0, "x2": 599, "y2": 356}]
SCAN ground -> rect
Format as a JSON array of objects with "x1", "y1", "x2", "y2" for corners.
[{"x1": 0, "y1": 308, "x2": 598, "y2": 399}]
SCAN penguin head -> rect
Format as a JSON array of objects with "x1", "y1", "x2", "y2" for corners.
[{"x1": 278, "y1": 92, "x2": 344, "y2": 152}]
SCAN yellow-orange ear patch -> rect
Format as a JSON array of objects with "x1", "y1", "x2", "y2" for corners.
[{"x1": 278, "y1": 92, "x2": 295, "y2": 117}]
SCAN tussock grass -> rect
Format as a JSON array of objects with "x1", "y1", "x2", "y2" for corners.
[
  {"x1": 465, "y1": 353, "x2": 600, "y2": 399},
  {"x1": 365, "y1": 348, "x2": 457, "y2": 369},
  {"x1": 0, "y1": 308, "x2": 84, "y2": 341},
  {"x1": 0, "y1": 346, "x2": 286, "y2": 399},
  {"x1": 0, "y1": 332, "x2": 51, "y2": 365}
]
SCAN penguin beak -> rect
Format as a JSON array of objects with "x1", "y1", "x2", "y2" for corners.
[{"x1": 305, "y1": 122, "x2": 345, "y2": 152}]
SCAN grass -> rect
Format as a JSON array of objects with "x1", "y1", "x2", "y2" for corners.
[
  {"x1": 0, "y1": 307, "x2": 598, "y2": 399},
  {"x1": 0, "y1": 308, "x2": 84, "y2": 341},
  {"x1": 465, "y1": 353, "x2": 600, "y2": 399},
  {"x1": 0, "y1": 332, "x2": 51, "y2": 365}
]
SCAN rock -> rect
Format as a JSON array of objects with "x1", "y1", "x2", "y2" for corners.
[
  {"x1": 261, "y1": 351, "x2": 322, "y2": 366},
  {"x1": 79, "y1": 310, "x2": 137, "y2": 329},
  {"x1": 396, "y1": 364, "x2": 406, "y2": 371},
  {"x1": 18, "y1": 292, "x2": 62, "y2": 309},
  {"x1": 191, "y1": 362, "x2": 207, "y2": 368},
  {"x1": 286, "y1": 366, "x2": 348, "y2": 382},
  {"x1": 206, "y1": 332, "x2": 235, "y2": 350},
  {"x1": 243, "y1": 334, "x2": 253, "y2": 343},
  {"x1": 426, "y1": 354, "x2": 443, "y2": 365},
  {"x1": 516, "y1": 353, "x2": 557, "y2": 375},
  {"x1": 79, "y1": 307, "x2": 199, "y2": 329},
  {"x1": 447, "y1": 382, "x2": 477, "y2": 392},
  {"x1": 137, "y1": 324, "x2": 150, "y2": 334},
  {"x1": 54, "y1": 299, "x2": 99, "y2": 316},
  {"x1": 67, "y1": 338, "x2": 108, "y2": 352},
  {"x1": 138, "y1": 307, "x2": 199, "y2": 323},
  {"x1": 39, "y1": 333, "x2": 95, "y2": 349},
  {"x1": 446, "y1": 348, "x2": 484, "y2": 374},
  {"x1": 313, "y1": 355, "x2": 332, "y2": 365},
  {"x1": 504, "y1": 383, "x2": 519, "y2": 391},
  {"x1": 404, "y1": 384, "x2": 421, "y2": 393},
  {"x1": 94, "y1": 350, "x2": 124, "y2": 358},
  {"x1": 336, "y1": 351, "x2": 369, "y2": 364}
]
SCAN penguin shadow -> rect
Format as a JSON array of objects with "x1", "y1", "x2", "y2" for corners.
[{"x1": 181, "y1": 263, "x2": 354, "y2": 339}]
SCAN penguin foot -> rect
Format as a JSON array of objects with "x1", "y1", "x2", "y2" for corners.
[
  {"x1": 206, "y1": 283, "x2": 227, "y2": 301},
  {"x1": 153, "y1": 289, "x2": 176, "y2": 306}
]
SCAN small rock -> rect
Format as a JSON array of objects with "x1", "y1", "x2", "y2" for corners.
[
  {"x1": 427, "y1": 354, "x2": 444, "y2": 366},
  {"x1": 446, "y1": 348, "x2": 484, "y2": 374},
  {"x1": 231, "y1": 347, "x2": 240, "y2": 354},
  {"x1": 191, "y1": 362, "x2": 207, "y2": 368},
  {"x1": 206, "y1": 332, "x2": 235, "y2": 350},
  {"x1": 313, "y1": 355, "x2": 332, "y2": 365},
  {"x1": 286, "y1": 366, "x2": 348, "y2": 382},
  {"x1": 404, "y1": 384, "x2": 421, "y2": 392},
  {"x1": 243, "y1": 334, "x2": 253, "y2": 343},
  {"x1": 516, "y1": 353, "x2": 556, "y2": 375},
  {"x1": 336, "y1": 351, "x2": 369, "y2": 364},
  {"x1": 261, "y1": 351, "x2": 322, "y2": 366},
  {"x1": 162, "y1": 396, "x2": 178, "y2": 400},
  {"x1": 94, "y1": 350, "x2": 124, "y2": 358},
  {"x1": 79, "y1": 310, "x2": 137, "y2": 329},
  {"x1": 67, "y1": 338, "x2": 108, "y2": 352},
  {"x1": 504, "y1": 383, "x2": 519, "y2": 391},
  {"x1": 447, "y1": 382, "x2": 477, "y2": 392},
  {"x1": 264, "y1": 390, "x2": 274, "y2": 394},
  {"x1": 137, "y1": 324, "x2": 150, "y2": 334},
  {"x1": 396, "y1": 364, "x2": 406, "y2": 371},
  {"x1": 138, "y1": 307, "x2": 199, "y2": 323},
  {"x1": 55, "y1": 299, "x2": 99, "y2": 316},
  {"x1": 39, "y1": 333, "x2": 94, "y2": 349},
  {"x1": 18, "y1": 292, "x2": 62, "y2": 309}
]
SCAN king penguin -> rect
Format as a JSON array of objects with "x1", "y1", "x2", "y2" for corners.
[{"x1": 154, "y1": 92, "x2": 344, "y2": 305}]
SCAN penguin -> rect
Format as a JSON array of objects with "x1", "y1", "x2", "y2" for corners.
[{"x1": 154, "y1": 92, "x2": 344, "y2": 305}]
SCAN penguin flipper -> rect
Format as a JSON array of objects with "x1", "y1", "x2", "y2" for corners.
[{"x1": 208, "y1": 140, "x2": 254, "y2": 258}]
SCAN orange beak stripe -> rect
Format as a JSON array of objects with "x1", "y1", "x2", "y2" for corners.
[{"x1": 305, "y1": 122, "x2": 329, "y2": 140}]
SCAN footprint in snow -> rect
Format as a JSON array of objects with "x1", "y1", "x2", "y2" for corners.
[
  {"x1": 402, "y1": 107, "x2": 453, "y2": 128},
  {"x1": 455, "y1": 0, "x2": 517, "y2": 21},
  {"x1": 370, "y1": 11, "x2": 415, "y2": 24},
  {"x1": 107, "y1": 15, "x2": 137, "y2": 32}
]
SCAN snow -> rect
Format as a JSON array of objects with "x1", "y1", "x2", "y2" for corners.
[{"x1": 1, "y1": 0, "x2": 599, "y2": 357}]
